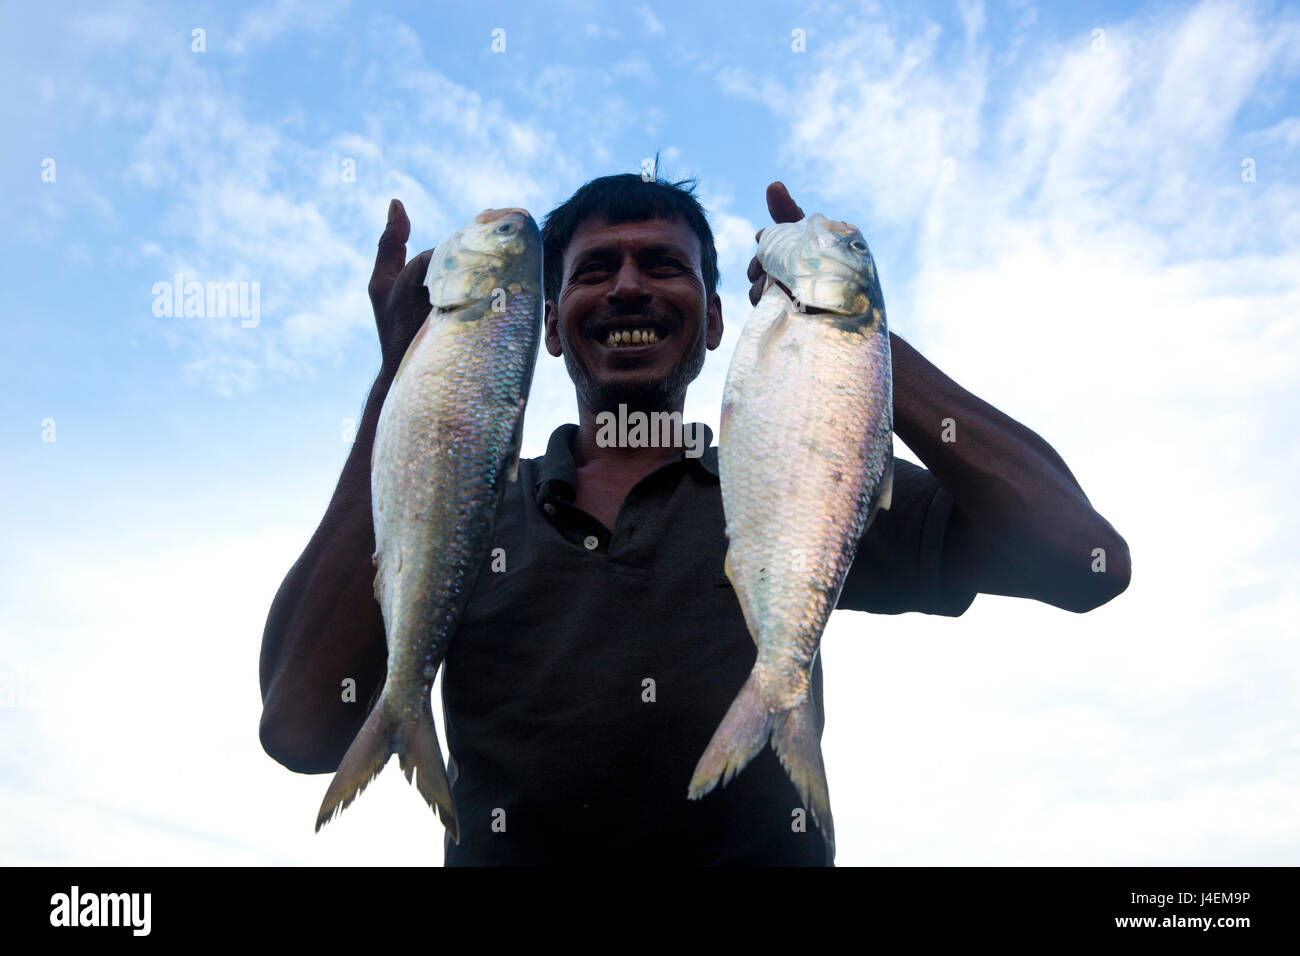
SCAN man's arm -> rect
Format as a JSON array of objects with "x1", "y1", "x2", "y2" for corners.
[
  {"x1": 259, "y1": 201, "x2": 434, "y2": 772},
  {"x1": 750, "y1": 182, "x2": 1130, "y2": 614},
  {"x1": 891, "y1": 333, "x2": 1130, "y2": 612},
  {"x1": 258, "y1": 371, "x2": 389, "y2": 772}
]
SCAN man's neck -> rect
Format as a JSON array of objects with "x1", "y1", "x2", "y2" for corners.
[
  {"x1": 569, "y1": 400, "x2": 692, "y2": 531},
  {"x1": 574, "y1": 399, "x2": 693, "y2": 466}
]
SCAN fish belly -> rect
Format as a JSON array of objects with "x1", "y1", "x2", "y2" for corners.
[
  {"x1": 373, "y1": 310, "x2": 528, "y2": 697},
  {"x1": 690, "y1": 281, "x2": 892, "y2": 856},
  {"x1": 317, "y1": 293, "x2": 538, "y2": 843},
  {"x1": 721, "y1": 295, "x2": 892, "y2": 705}
]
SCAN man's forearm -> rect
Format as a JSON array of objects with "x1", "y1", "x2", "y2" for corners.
[
  {"x1": 258, "y1": 365, "x2": 396, "y2": 772},
  {"x1": 889, "y1": 333, "x2": 1131, "y2": 610}
]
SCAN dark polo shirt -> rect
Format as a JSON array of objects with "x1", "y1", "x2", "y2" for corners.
[{"x1": 441, "y1": 423, "x2": 975, "y2": 866}]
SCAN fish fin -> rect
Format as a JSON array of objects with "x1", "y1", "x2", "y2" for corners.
[
  {"x1": 505, "y1": 399, "x2": 526, "y2": 484},
  {"x1": 687, "y1": 671, "x2": 773, "y2": 800},
  {"x1": 396, "y1": 694, "x2": 459, "y2": 844},
  {"x1": 724, "y1": 548, "x2": 761, "y2": 649},
  {"x1": 772, "y1": 696, "x2": 836, "y2": 859},
  {"x1": 755, "y1": 304, "x2": 794, "y2": 362},
  {"x1": 878, "y1": 449, "x2": 894, "y2": 511},
  {"x1": 315, "y1": 700, "x2": 397, "y2": 833},
  {"x1": 719, "y1": 398, "x2": 733, "y2": 437}
]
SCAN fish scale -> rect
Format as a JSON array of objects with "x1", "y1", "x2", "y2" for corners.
[
  {"x1": 689, "y1": 213, "x2": 894, "y2": 860},
  {"x1": 315, "y1": 208, "x2": 542, "y2": 843}
]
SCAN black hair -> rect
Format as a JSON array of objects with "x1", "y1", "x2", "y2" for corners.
[{"x1": 540, "y1": 158, "x2": 719, "y2": 305}]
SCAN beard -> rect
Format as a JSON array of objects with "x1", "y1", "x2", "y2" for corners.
[{"x1": 561, "y1": 306, "x2": 708, "y2": 414}]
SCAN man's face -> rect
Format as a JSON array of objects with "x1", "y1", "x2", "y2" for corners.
[{"x1": 544, "y1": 215, "x2": 723, "y2": 414}]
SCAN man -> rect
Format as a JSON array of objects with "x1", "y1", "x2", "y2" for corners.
[{"x1": 258, "y1": 174, "x2": 1130, "y2": 866}]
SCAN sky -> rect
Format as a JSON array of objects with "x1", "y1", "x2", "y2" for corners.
[{"x1": 1, "y1": 0, "x2": 1297, "y2": 866}]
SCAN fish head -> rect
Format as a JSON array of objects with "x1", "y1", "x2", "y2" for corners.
[
  {"x1": 424, "y1": 208, "x2": 542, "y2": 312},
  {"x1": 757, "y1": 213, "x2": 881, "y2": 322}
]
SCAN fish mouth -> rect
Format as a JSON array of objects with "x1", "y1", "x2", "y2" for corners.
[
  {"x1": 768, "y1": 276, "x2": 864, "y2": 317},
  {"x1": 592, "y1": 316, "x2": 671, "y2": 350}
]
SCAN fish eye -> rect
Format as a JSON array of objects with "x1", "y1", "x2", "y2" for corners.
[
  {"x1": 497, "y1": 222, "x2": 516, "y2": 235},
  {"x1": 849, "y1": 239, "x2": 868, "y2": 253}
]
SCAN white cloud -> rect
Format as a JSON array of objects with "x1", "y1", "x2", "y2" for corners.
[
  {"x1": 1251, "y1": 116, "x2": 1300, "y2": 148},
  {"x1": 609, "y1": 54, "x2": 653, "y2": 82},
  {"x1": 636, "y1": 5, "x2": 666, "y2": 37},
  {"x1": 68, "y1": 10, "x2": 139, "y2": 47},
  {"x1": 0, "y1": 525, "x2": 453, "y2": 865},
  {"x1": 181, "y1": 353, "x2": 259, "y2": 396},
  {"x1": 719, "y1": 0, "x2": 1300, "y2": 863},
  {"x1": 73, "y1": 12, "x2": 580, "y2": 398},
  {"x1": 708, "y1": 210, "x2": 759, "y2": 275},
  {"x1": 228, "y1": 0, "x2": 352, "y2": 56},
  {"x1": 9, "y1": 0, "x2": 1300, "y2": 868}
]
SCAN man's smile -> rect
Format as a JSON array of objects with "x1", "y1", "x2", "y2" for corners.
[{"x1": 591, "y1": 315, "x2": 670, "y2": 350}]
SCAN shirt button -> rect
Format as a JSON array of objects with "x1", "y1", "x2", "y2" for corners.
[
  {"x1": 583, "y1": 535, "x2": 600, "y2": 551},
  {"x1": 542, "y1": 502, "x2": 557, "y2": 516}
]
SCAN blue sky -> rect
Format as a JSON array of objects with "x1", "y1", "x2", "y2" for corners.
[{"x1": 2, "y1": 0, "x2": 1298, "y2": 865}]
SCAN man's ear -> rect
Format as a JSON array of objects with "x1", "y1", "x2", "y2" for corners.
[
  {"x1": 705, "y1": 293, "x2": 724, "y2": 350},
  {"x1": 544, "y1": 300, "x2": 563, "y2": 357}
]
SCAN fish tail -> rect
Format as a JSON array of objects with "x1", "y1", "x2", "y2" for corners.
[
  {"x1": 396, "y1": 696, "x2": 459, "y2": 844},
  {"x1": 687, "y1": 671, "x2": 773, "y2": 800},
  {"x1": 315, "y1": 701, "x2": 397, "y2": 833},
  {"x1": 314, "y1": 694, "x2": 459, "y2": 843},
  {"x1": 772, "y1": 697, "x2": 835, "y2": 857}
]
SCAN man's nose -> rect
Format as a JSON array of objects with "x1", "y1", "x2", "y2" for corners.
[{"x1": 607, "y1": 259, "x2": 649, "y2": 303}]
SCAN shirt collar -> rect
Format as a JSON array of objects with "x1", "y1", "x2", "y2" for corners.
[
  {"x1": 535, "y1": 423, "x2": 580, "y2": 500},
  {"x1": 533, "y1": 421, "x2": 718, "y2": 504},
  {"x1": 694, "y1": 426, "x2": 719, "y2": 476}
]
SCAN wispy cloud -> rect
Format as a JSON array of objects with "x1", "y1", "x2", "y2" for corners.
[
  {"x1": 6, "y1": 0, "x2": 1298, "y2": 867},
  {"x1": 227, "y1": 0, "x2": 352, "y2": 56},
  {"x1": 636, "y1": 5, "x2": 666, "y2": 36},
  {"x1": 56, "y1": 9, "x2": 582, "y2": 396},
  {"x1": 717, "y1": 0, "x2": 1300, "y2": 863}
]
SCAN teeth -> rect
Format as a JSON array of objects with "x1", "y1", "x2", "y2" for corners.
[{"x1": 603, "y1": 328, "x2": 659, "y2": 347}]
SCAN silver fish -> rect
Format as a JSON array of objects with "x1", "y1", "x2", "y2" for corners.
[
  {"x1": 687, "y1": 213, "x2": 894, "y2": 857},
  {"x1": 316, "y1": 208, "x2": 542, "y2": 842}
]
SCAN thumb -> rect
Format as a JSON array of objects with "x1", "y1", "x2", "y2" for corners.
[
  {"x1": 766, "y1": 181, "x2": 805, "y2": 224},
  {"x1": 369, "y1": 198, "x2": 411, "y2": 314}
]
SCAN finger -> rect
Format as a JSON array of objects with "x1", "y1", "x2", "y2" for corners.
[
  {"x1": 749, "y1": 276, "x2": 764, "y2": 306},
  {"x1": 379, "y1": 247, "x2": 435, "y2": 366},
  {"x1": 766, "y1": 181, "x2": 805, "y2": 224},
  {"x1": 747, "y1": 255, "x2": 763, "y2": 283},
  {"x1": 387, "y1": 247, "x2": 434, "y2": 323},
  {"x1": 369, "y1": 199, "x2": 410, "y2": 314}
]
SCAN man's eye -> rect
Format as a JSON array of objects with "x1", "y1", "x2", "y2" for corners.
[{"x1": 575, "y1": 258, "x2": 679, "y2": 277}]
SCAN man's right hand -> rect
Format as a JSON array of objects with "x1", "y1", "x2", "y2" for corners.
[
  {"x1": 747, "y1": 181, "x2": 806, "y2": 306},
  {"x1": 370, "y1": 199, "x2": 437, "y2": 372}
]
